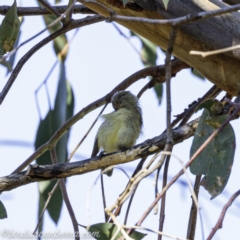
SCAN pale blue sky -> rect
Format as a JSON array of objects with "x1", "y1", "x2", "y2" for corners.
[{"x1": 0, "y1": 1, "x2": 240, "y2": 240}]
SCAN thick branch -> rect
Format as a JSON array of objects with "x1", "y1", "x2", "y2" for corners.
[
  {"x1": 82, "y1": 0, "x2": 240, "y2": 95},
  {"x1": 0, "y1": 118, "x2": 198, "y2": 192},
  {"x1": 0, "y1": 5, "x2": 95, "y2": 16}
]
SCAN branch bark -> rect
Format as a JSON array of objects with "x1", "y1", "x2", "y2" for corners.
[
  {"x1": 0, "y1": 118, "x2": 198, "y2": 192},
  {"x1": 81, "y1": 0, "x2": 240, "y2": 96},
  {"x1": 0, "y1": 5, "x2": 95, "y2": 16}
]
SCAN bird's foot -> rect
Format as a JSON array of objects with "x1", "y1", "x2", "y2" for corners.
[{"x1": 98, "y1": 151, "x2": 105, "y2": 159}]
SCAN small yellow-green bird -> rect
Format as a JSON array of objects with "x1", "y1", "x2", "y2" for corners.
[{"x1": 91, "y1": 91, "x2": 143, "y2": 176}]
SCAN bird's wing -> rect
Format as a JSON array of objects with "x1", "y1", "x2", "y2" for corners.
[{"x1": 91, "y1": 137, "x2": 99, "y2": 157}]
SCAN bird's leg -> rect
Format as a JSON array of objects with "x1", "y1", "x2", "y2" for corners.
[{"x1": 98, "y1": 151, "x2": 105, "y2": 159}]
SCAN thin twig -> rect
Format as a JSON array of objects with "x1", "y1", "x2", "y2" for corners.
[
  {"x1": 137, "y1": 59, "x2": 189, "y2": 99},
  {"x1": 38, "y1": 0, "x2": 61, "y2": 18},
  {"x1": 33, "y1": 180, "x2": 60, "y2": 235},
  {"x1": 66, "y1": 0, "x2": 75, "y2": 22},
  {"x1": 86, "y1": 175, "x2": 100, "y2": 226},
  {"x1": 124, "y1": 148, "x2": 171, "y2": 237},
  {"x1": 100, "y1": 172, "x2": 107, "y2": 222},
  {"x1": 178, "y1": 85, "x2": 222, "y2": 126},
  {"x1": 123, "y1": 183, "x2": 139, "y2": 225},
  {"x1": 0, "y1": 1, "x2": 77, "y2": 65},
  {"x1": 186, "y1": 175, "x2": 202, "y2": 240},
  {"x1": 106, "y1": 212, "x2": 133, "y2": 240},
  {"x1": 190, "y1": 44, "x2": 240, "y2": 57},
  {"x1": 59, "y1": 179, "x2": 80, "y2": 240},
  {"x1": 165, "y1": 27, "x2": 177, "y2": 144},
  {"x1": 206, "y1": 189, "x2": 240, "y2": 240},
  {"x1": 50, "y1": 148, "x2": 79, "y2": 239},
  {"x1": 171, "y1": 85, "x2": 221, "y2": 129},
  {"x1": 111, "y1": 23, "x2": 142, "y2": 56},
  {"x1": 123, "y1": 225, "x2": 188, "y2": 240},
  {"x1": 158, "y1": 155, "x2": 170, "y2": 240},
  {"x1": 110, "y1": 157, "x2": 147, "y2": 223},
  {"x1": 102, "y1": 2, "x2": 240, "y2": 26},
  {"x1": 68, "y1": 103, "x2": 108, "y2": 163},
  {"x1": 155, "y1": 26, "x2": 177, "y2": 239}
]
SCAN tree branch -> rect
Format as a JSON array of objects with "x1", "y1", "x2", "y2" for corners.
[
  {"x1": 38, "y1": 0, "x2": 62, "y2": 18},
  {"x1": 186, "y1": 175, "x2": 201, "y2": 240},
  {"x1": 82, "y1": 0, "x2": 240, "y2": 96},
  {"x1": 206, "y1": 189, "x2": 240, "y2": 240},
  {"x1": 0, "y1": 5, "x2": 95, "y2": 16},
  {"x1": 49, "y1": 148, "x2": 80, "y2": 239},
  {"x1": 0, "y1": 118, "x2": 198, "y2": 192}
]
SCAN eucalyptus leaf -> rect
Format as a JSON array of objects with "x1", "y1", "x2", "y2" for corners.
[
  {"x1": 192, "y1": 68, "x2": 205, "y2": 81},
  {"x1": 122, "y1": 0, "x2": 128, "y2": 7},
  {"x1": 190, "y1": 108, "x2": 236, "y2": 199},
  {"x1": 154, "y1": 83, "x2": 163, "y2": 105},
  {"x1": 86, "y1": 223, "x2": 147, "y2": 240},
  {"x1": 130, "y1": 31, "x2": 161, "y2": 104},
  {"x1": 0, "y1": 0, "x2": 20, "y2": 55},
  {"x1": 35, "y1": 63, "x2": 74, "y2": 224},
  {"x1": 162, "y1": 0, "x2": 170, "y2": 10},
  {"x1": 0, "y1": 201, "x2": 7, "y2": 219},
  {"x1": 39, "y1": 1, "x2": 68, "y2": 61},
  {"x1": 130, "y1": 31, "x2": 157, "y2": 67}
]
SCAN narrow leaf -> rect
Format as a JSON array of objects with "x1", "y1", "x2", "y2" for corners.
[
  {"x1": 131, "y1": 32, "x2": 157, "y2": 67},
  {"x1": 192, "y1": 68, "x2": 205, "y2": 81},
  {"x1": 38, "y1": 1, "x2": 68, "y2": 61},
  {"x1": 0, "y1": 59, "x2": 12, "y2": 72},
  {"x1": 0, "y1": 0, "x2": 20, "y2": 55},
  {"x1": 130, "y1": 31, "x2": 161, "y2": 104},
  {"x1": 6, "y1": 29, "x2": 22, "y2": 75},
  {"x1": 154, "y1": 83, "x2": 163, "y2": 105},
  {"x1": 162, "y1": 0, "x2": 170, "y2": 10},
  {"x1": 0, "y1": 201, "x2": 7, "y2": 219},
  {"x1": 35, "y1": 63, "x2": 74, "y2": 224},
  {"x1": 122, "y1": 0, "x2": 128, "y2": 7}
]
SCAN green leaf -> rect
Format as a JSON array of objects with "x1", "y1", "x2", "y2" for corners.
[
  {"x1": 6, "y1": 28, "x2": 22, "y2": 75},
  {"x1": 154, "y1": 83, "x2": 163, "y2": 105},
  {"x1": 84, "y1": 223, "x2": 146, "y2": 240},
  {"x1": 162, "y1": 0, "x2": 170, "y2": 10},
  {"x1": 39, "y1": 1, "x2": 68, "y2": 61},
  {"x1": 192, "y1": 68, "x2": 205, "y2": 81},
  {"x1": 130, "y1": 31, "x2": 160, "y2": 104},
  {"x1": 0, "y1": 59, "x2": 12, "y2": 72},
  {"x1": 0, "y1": 201, "x2": 7, "y2": 219},
  {"x1": 130, "y1": 31, "x2": 157, "y2": 67},
  {"x1": 190, "y1": 109, "x2": 236, "y2": 199},
  {"x1": 1, "y1": 21, "x2": 22, "y2": 74},
  {"x1": 195, "y1": 99, "x2": 224, "y2": 117},
  {"x1": 35, "y1": 62, "x2": 74, "y2": 224},
  {"x1": 122, "y1": 0, "x2": 128, "y2": 7},
  {"x1": 0, "y1": 0, "x2": 20, "y2": 55}
]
